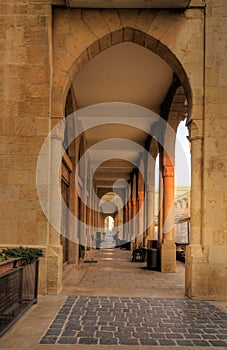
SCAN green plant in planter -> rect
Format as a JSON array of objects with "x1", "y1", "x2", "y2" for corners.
[
  {"x1": 79, "y1": 244, "x2": 85, "y2": 259},
  {"x1": 0, "y1": 252, "x2": 7, "y2": 262},
  {"x1": 1, "y1": 246, "x2": 44, "y2": 265}
]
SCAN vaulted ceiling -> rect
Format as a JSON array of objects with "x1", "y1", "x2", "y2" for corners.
[{"x1": 72, "y1": 42, "x2": 174, "y2": 193}]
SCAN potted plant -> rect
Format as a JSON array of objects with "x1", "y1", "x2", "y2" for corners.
[
  {"x1": 0, "y1": 254, "x2": 17, "y2": 274},
  {"x1": 0, "y1": 247, "x2": 43, "y2": 274},
  {"x1": 79, "y1": 244, "x2": 85, "y2": 260}
]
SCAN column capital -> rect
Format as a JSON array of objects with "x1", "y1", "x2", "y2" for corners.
[
  {"x1": 131, "y1": 198, "x2": 137, "y2": 206},
  {"x1": 138, "y1": 191, "x2": 144, "y2": 201},
  {"x1": 146, "y1": 184, "x2": 154, "y2": 192},
  {"x1": 162, "y1": 165, "x2": 174, "y2": 177},
  {"x1": 187, "y1": 119, "x2": 203, "y2": 142},
  {"x1": 189, "y1": 135, "x2": 203, "y2": 142},
  {"x1": 51, "y1": 120, "x2": 65, "y2": 141}
]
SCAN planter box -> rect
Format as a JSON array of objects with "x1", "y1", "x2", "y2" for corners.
[
  {"x1": 0, "y1": 258, "x2": 24, "y2": 274},
  {"x1": 13, "y1": 258, "x2": 25, "y2": 268},
  {"x1": 0, "y1": 259, "x2": 39, "y2": 337}
]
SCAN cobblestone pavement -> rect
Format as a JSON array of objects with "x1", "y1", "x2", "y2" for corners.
[{"x1": 40, "y1": 296, "x2": 227, "y2": 347}]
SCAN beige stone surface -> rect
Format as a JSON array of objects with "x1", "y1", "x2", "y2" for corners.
[
  {"x1": 0, "y1": 0, "x2": 226, "y2": 299},
  {"x1": 62, "y1": 248, "x2": 185, "y2": 297}
]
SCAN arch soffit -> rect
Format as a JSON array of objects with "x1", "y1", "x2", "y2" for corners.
[
  {"x1": 103, "y1": 214, "x2": 115, "y2": 221},
  {"x1": 52, "y1": 24, "x2": 194, "y2": 118},
  {"x1": 100, "y1": 192, "x2": 124, "y2": 207}
]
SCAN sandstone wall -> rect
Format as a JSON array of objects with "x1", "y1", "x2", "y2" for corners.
[
  {"x1": 202, "y1": 0, "x2": 227, "y2": 297},
  {"x1": 0, "y1": 0, "x2": 54, "y2": 293}
]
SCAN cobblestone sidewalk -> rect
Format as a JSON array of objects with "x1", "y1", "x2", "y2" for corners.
[{"x1": 40, "y1": 296, "x2": 227, "y2": 347}]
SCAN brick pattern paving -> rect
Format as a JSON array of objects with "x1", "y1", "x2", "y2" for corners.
[{"x1": 40, "y1": 296, "x2": 227, "y2": 346}]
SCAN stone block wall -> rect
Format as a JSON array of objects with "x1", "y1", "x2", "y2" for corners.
[{"x1": 0, "y1": 0, "x2": 53, "y2": 294}]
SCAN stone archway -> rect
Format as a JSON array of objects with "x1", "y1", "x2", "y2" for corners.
[
  {"x1": 52, "y1": 25, "x2": 194, "y2": 119},
  {"x1": 51, "y1": 8, "x2": 207, "y2": 297},
  {"x1": 51, "y1": 6, "x2": 206, "y2": 120}
]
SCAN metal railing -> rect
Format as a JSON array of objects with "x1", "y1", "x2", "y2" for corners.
[{"x1": 0, "y1": 260, "x2": 39, "y2": 337}]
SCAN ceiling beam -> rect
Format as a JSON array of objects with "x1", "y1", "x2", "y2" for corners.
[
  {"x1": 95, "y1": 173, "x2": 131, "y2": 179},
  {"x1": 95, "y1": 168, "x2": 133, "y2": 172},
  {"x1": 96, "y1": 180, "x2": 130, "y2": 185},
  {"x1": 65, "y1": 0, "x2": 190, "y2": 9}
]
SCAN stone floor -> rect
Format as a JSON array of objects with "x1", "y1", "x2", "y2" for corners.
[
  {"x1": 62, "y1": 248, "x2": 185, "y2": 298},
  {"x1": 0, "y1": 247, "x2": 227, "y2": 350},
  {"x1": 40, "y1": 295, "x2": 227, "y2": 347}
]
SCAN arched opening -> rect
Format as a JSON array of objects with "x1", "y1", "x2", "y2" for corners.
[
  {"x1": 175, "y1": 118, "x2": 191, "y2": 190},
  {"x1": 174, "y1": 119, "x2": 191, "y2": 261},
  {"x1": 154, "y1": 154, "x2": 160, "y2": 241},
  {"x1": 56, "y1": 25, "x2": 193, "y2": 294},
  {"x1": 65, "y1": 47, "x2": 190, "y2": 254},
  {"x1": 77, "y1": 135, "x2": 86, "y2": 260},
  {"x1": 99, "y1": 192, "x2": 124, "y2": 240},
  {"x1": 104, "y1": 215, "x2": 114, "y2": 233},
  {"x1": 60, "y1": 90, "x2": 74, "y2": 264}
]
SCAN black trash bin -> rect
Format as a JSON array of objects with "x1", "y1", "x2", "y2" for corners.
[
  {"x1": 147, "y1": 248, "x2": 157, "y2": 270},
  {"x1": 96, "y1": 232, "x2": 101, "y2": 250}
]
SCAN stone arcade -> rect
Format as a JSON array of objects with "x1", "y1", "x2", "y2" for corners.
[{"x1": 0, "y1": 0, "x2": 226, "y2": 300}]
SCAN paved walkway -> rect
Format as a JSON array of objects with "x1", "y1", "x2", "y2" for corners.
[
  {"x1": 62, "y1": 248, "x2": 185, "y2": 298},
  {"x1": 40, "y1": 295, "x2": 227, "y2": 347},
  {"x1": 0, "y1": 248, "x2": 226, "y2": 350}
]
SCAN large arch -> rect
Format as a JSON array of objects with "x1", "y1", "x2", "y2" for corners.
[
  {"x1": 52, "y1": 26, "x2": 193, "y2": 119},
  {"x1": 50, "y1": 8, "x2": 207, "y2": 298},
  {"x1": 52, "y1": 6, "x2": 204, "y2": 121}
]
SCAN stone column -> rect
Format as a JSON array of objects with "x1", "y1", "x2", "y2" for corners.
[
  {"x1": 97, "y1": 211, "x2": 102, "y2": 229},
  {"x1": 137, "y1": 191, "x2": 144, "y2": 247},
  {"x1": 94, "y1": 194, "x2": 99, "y2": 231},
  {"x1": 136, "y1": 160, "x2": 145, "y2": 247},
  {"x1": 47, "y1": 121, "x2": 64, "y2": 294},
  {"x1": 68, "y1": 151, "x2": 79, "y2": 265},
  {"x1": 185, "y1": 120, "x2": 204, "y2": 298},
  {"x1": 114, "y1": 212, "x2": 118, "y2": 229},
  {"x1": 78, "y1": 196, "x2": 86, "y2": 246},
  {"x1": 146, "y1": 184, "x2": 155, "y2": 243},
  {"x1": 123, "y1": 205, "x2": 127, "y2": 241},
  {"x1": 146, "y1": 146, "x2": 156, "y2": 246},
  {"x1": 127, "y1": 201, "x2": 131, "y2": 243},
  {"x1": 127, "y1": 202, "x2": 130, "y2": 239},
  {"x1": 160, "y1": 162, "x2": 176, "y2": 273},
  {"x1": 158, "y1": 154, "x2": 163, "y2": 244},
  {"x1": 135, "y1": 197, "x2": 139, "y2": 248},
  {"x1": 131, "y1": 197, "x2": 137, "y2": 249},
  {"x1": 92, "y1": 196, "x2": 95, "y2": 234},
  {"x1": 131, "y1": 174, "x2": 137, "y2": 248},
  {"x1": 163, "y1": 164, "x2": 175, "y2": 240},
  {"x1": 87, "y1": 203, "x2": 92, "y2": 250},
  {"x1": 189, "y1": 135, "x2": 203, "y2": 246}
]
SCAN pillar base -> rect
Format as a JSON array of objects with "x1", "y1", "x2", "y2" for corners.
[
  {"x1": 159, "y1": 240, "x2": 176, "y2": 272},
  {"x1": 185, "y1": 245, "x2": 227, "y2": 300},
  {"x1": 136, "y1": 234, "x2": 143, "y2": 248},
  {"x1": 68, "y1": 241, "x2": 79, "y2": 267},
  {"x1": 46, "y1": 245, "x2": 63, "y2": 294}
]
